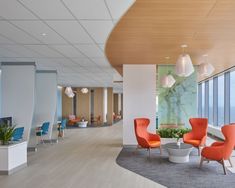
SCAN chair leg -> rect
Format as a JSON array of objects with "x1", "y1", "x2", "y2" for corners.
[
  {"x1": 148, "y1": 148, "x2": 151, "y2": 158},
  {"x1": 159, "y1": 146, "x2": 162, "y2": 155},
  {"x1": 221, "y1": 159, "x2": 227, "y2": 175},
  {"x1": 200, "y1": 157, "x2": 204, "y2": 168},
  {"x1": 198, "y1": 147, "x2": 201, "y2": 156},
  {"x1": 228, "y1": 158, "x2": 233, "y2": 167}
]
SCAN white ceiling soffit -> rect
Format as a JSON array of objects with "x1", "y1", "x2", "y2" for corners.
[{"x1": 0, "y1": 0, "x2": 136, "y2": 91}]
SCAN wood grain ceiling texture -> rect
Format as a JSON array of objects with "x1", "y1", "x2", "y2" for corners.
[{"x1": 106, "y1": 0, "x2": 235, "y2": 80}]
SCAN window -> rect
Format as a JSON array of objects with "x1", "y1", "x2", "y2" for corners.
[
  {"x1": 208, "y1": 79, "x2": 213, "y2": 124},
  {"x1": 201, "y1": 82, "x2": 205, "y2": 117},
  {"x1": 217, "y1": 75, "x2": 224, "y2": 126},
  {"x1": 230, "y1": 71, "x2": 235, "y2": 123},
  {"x1": 198, "y1": 84, "x2": 202, "y2": 117}
]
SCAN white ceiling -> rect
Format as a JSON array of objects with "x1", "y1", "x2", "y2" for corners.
[{"x1": 0, "y1": 0, "x2": 135, "y2": 92}]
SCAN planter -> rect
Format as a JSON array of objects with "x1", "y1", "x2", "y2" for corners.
[
  {"x1": 78, "y1": 121, "x2": 88, "y2": 128},
  {"x1": 161, "y1": 138, "x2": 183, "y2": 145},
  {"x1": 0, "y1": 141, "x2": 27, "y2": 175}
]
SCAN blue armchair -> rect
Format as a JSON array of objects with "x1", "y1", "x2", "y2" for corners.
[
  {"x1": 12, "y1": 127, "x2": 24, "y2": 141},
  {"x1": 36, "y1": 122, "x2": 50, "y2": 144}
]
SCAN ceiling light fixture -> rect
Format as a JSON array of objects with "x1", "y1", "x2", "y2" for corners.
[
  {"x1": 65, "y1": 87, "x2": 75, "y2": 98},
  {"x1": 41, "y1": 33, "x2": 47, "y2": 36},
  {"x1": 175, "y1": 44, "x2": 194, "y2": 77},
  {"x1": 81, "y1": 88, "x2": 89, "y2": 94},
  {"x1": 161, "y1": 57, "x2": 176, "y2": 88},
  {"x1": 198, "y1": 54, "x2": 215, "y2": 77}
]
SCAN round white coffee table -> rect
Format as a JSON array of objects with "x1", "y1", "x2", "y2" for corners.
[
  {"x1": 77, "y1": 121, "x2": 88, "y2": 128},
  {"x1": 165, "y1": 142, "x2": 193, "y2": 163}
]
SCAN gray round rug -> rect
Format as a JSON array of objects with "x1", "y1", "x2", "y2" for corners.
[{"x1": 116, "y1": 147, "x2": 235, "y2": 188}]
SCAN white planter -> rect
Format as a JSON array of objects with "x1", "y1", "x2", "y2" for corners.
[
  {"x1": 161, "y1": 138, "x2": 183, "y2": 145},
  {"x1": 78, "y1": 121, "x2": 88, "y2": 128},
  {"x1": 0, "y1": 141, "x2": 27, "y2": 175}
]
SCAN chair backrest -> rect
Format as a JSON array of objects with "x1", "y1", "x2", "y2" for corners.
[
  {"x1": 61, "y1": 119, "x2": 67, "y2": 129},
  {"x1": 41, "y1": 122, "x2": 50, "y2": 134},
  {"x1": 134, "y1": 118, "x2": 150, "y2": 147},
  {"x1": 12, "y1": 127, "x2": 24, "y2": 141},
  {"x1": 189, "y1": 118, "x2": 208, "y2": 139},
  {"x1": 222, "y1": 124, "x2": 235, "y2": 159}
]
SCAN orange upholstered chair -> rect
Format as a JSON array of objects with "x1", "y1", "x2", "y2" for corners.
[
  {"x1": 134, "y1": 118, "x2": 161, "y2": 157},
  {"x1": 200, "y1": 124, "x2": 235, "y2": 175},
  {"x1": 183, "y1": 118, "x2": 208, "y2": 155}
]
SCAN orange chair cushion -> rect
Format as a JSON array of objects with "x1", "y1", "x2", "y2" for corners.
[
  {"x1": 148, "y1": 141, "x2": 161, "y2": 148},
  {"x1": 184, "y1": 139, "x2": 201, "y2": 147}
]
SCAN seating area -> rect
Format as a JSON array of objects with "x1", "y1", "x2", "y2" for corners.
[{"x1": 133, "y1": 117, "x2": 235, "y2": 176}]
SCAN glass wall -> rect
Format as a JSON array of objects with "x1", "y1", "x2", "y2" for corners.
[
  {"x1": 201, "y1": 82, "x2": 205, "y2": 117},
  {"x1": 230, "y1": 71, "x2": 235, "y2": 123},
  {"x1": 198, "y1": 68, "x2": 235, "y2": 127},
  {"x1": 217, "y1": 75, "x2": 224, "y2": 126},
  {"x1": 208, "y1": 79, "x2": 213, "y2": 124}
]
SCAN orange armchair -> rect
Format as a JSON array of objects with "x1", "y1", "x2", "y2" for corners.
[
  {"x1": 183, "y1": 118, "x2": 208, "y2": 155},
  {"x1": 134, "y1": 118, "x2": 161, "y2": 157},
  {"x1": 200, "y1": 124, "x2": 235, "y2": 175}
]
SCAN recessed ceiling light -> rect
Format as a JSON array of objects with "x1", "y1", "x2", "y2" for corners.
[{"x1": 41, "y1": 33, "x2": 47, "y2": 36}]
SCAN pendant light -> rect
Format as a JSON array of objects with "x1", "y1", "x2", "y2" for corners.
[
  {"x1": 175, "y1": 45, "x2": 194, "y2": 77},
  {"x1": 198, "y1": 54, "x2": 215, "y2": 77},
  {"x1": 81, "y1": 88, "x2": 89, "y2": 94},
  {"x1": 65, "y1": 87, "x2": 75, "y2": 98},
  {"x1": 161, "y1": 57, "x2": 176, "y2": 88}
]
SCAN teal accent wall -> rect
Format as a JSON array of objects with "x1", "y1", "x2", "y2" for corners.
[{"x1": 158, "y1": 65, "x2": 197, "y2": 128}]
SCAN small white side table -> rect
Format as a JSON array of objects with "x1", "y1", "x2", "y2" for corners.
[{"x1": 165, "y1": 142, "x2": 193, "y2": 163}]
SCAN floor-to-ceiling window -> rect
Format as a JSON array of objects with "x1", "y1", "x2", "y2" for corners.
[
  {"x1": 230, "y1": 70, "x2": 235, "y2": 123},
  {"x1": 208, "y1": 79, "x2": 213, "y2": 124},
  {"x1": 217, "y1": 75, "x2": 224, "y2": 126},
  {"x1": 201, "y1": 82, "x2": 205, "y2": 117},
  {"x1": 198, "y1": 68, "x2": 235, "y2": 127}
]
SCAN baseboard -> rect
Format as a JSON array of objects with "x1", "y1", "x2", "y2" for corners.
[
  {"x1": 27, "y1": 147, "x2": 37, "y2": 152},
  {"x1": 0, "y1": 163, "x2": 27, "y2": 175},
  {"x1": 43, "y1": 139, "x2": 58, "y2": 144}
]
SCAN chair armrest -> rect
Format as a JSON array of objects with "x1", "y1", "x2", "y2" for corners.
[
  {"x1": 201, "y1": 146, "x2": 224, "y2": 160},
  {"x1": 200, "y1": 135, "x2": 207, "y2": 146},
  {"x1": 211, "y1": 141, "x2": 224, "y2": 147},
  {"x1": 136, "y1": 136, "x2": 150, "y2": 148},
  {"x1": 183, "y1": 132, "x2": 193, "y2": 141},
  {"x1": 148, "y1": 133, "x2": 161, "y2": 141}
]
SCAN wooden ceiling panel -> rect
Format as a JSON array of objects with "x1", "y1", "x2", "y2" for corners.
[{"x1": 106, "y1": 0, "x2": 235, "y2": 80}]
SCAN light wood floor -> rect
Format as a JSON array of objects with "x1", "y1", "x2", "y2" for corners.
[{"x1": 0, "y1": 121, "x2": 164, "y2": 188}]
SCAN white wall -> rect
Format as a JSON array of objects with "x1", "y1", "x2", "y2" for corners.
[
  {"x1": 33, "y1": 71, "x2": 57, "y2": 141},
  {"x1": 1, "y1": 63, "x2": 36, "y2": 143},
  {"x1": 118, "y1": 93, "x2": 122, "y2": 114},
  {"x1": 103, "y1": 88, "x2": 107, "y2": 123},
  {"x1": 123, "y1": 65, "x2": 156, "y2": 145}
]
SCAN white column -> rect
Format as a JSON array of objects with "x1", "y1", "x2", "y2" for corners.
[
  {"x1": 123, "y1": 65, "x2": 156, "y2": 145},
  {"x1": 1, "y1": 62, "x2": 36, "y2": 144},
  {"x1": 33, "y1": 70, "x2": 57, "y2": 142}
]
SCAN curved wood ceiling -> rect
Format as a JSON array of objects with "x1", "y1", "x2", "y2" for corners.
[{"x1": 106, "y1": 0, "x2": 235, "y2": 79}]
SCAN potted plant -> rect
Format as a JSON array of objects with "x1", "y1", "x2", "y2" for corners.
[
  {"x1": 0, "y1": 123, "x2": 15, "y2": 145},
  {"x1": 157, "y1": 127, "x2": 191, "y2": 145}
]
